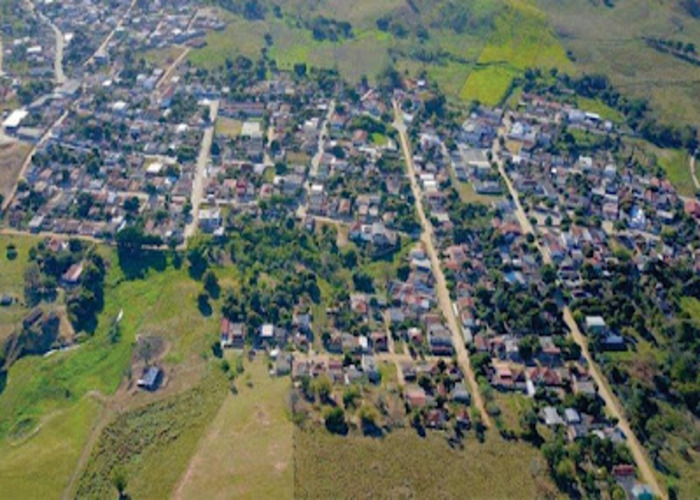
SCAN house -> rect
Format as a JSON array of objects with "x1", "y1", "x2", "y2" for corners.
[
  {"x1": 198, "y1": 208, "x2": 222, "y2": 233},
  {"x1": 585, "y1": 316, "x2": 607, "y2": 335},
  {"x1": 452, "y1": 383, "x2": 471, "y2": 405},
  {"x1": 428, "y1": 324, "x2": 454, "y2": 356},
  {"x1": 260, "y1": 323, "x2": 275, "y2": 346},
  {"x1": 61, "y1": 262, "x2": 84, "y2": 287},
  {"x1": 541, "y1": 406, "x2": 564, "y2": 426},
  {"x1": 361, "y1": 354, "x2": 381, "y2": 384},
  {"x1": 405, "y1": 386, "x2": 427, "y2": 408},
  {"x1": 220, "y1": 319, "x2": 245, "y2": 348},
  {"x1": 137, "y1": 366, "x2": 162, "y2": 391},
  {"x1": 276, "y1": 353, "x2": 293, "y2": 376},
  {"x1": 631, "y1": 484, "x2": 654, "y2": 500},
  {"x1": 600, "y1": 333, "x2": 626, "y2": 351},
  {"x1": 370, "y1": 331, "x2": 388, "y2": 352}
]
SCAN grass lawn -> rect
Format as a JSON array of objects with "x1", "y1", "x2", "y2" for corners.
[
  {"x1": 657, "y1": 148, "x2": 694, "y2": 197},
  {"x1": 574, "y1": 96, "x2": 625, "y2": 123},
  {"x1": 0, "y1": 234, "x2": 36, "y2": 342},
  {"x1": 0, "y1": 396, "x2": 101, "y2": 499},
  {"x1": 493, "y1": 392, "x2": 532, "y2": 433},
  {"x1": 174, "y1": 359, "x2": 293, "y2": 499},
  {"x1": 294, "y1": 428, "x2": 555, "y2": 498},
  {"x1": 215, "y1": 117, "x2": 243, "y2": 138},
  {"x1": 680, "y1": 296, "x2": 700, "y2": 324}
]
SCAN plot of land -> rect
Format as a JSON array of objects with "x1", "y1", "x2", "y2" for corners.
[
  {"x1": 0, "y1": 396, "x2": 101, "y2": 499},
  {"x1": 295, "y1": 429, "x2": 555, "y2": 498},
  {"x1": 461, "y1": 65, "x2": 516, "y2": 106},
  {"x1": 175, "y1": 359, "x2": 293, "y2": 499},
  {"x1": 0, "y1": 141, "x2": 32, "y2": 201},
  {"x1": 215, "y1": 117, "x2": 243, "y2": 138}
]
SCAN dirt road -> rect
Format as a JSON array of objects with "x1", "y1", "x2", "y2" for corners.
[
  {"x1": 393, "y1": 101, "x2": 491, "y2": 428},
  {"x1": 2, "y1": 111, "x2": 68, "y2": 212},
  {"x1": 184, "y1": 100, "x2": 219, "y2": 240},
  {"x1": 84, "y1": 0, "x2": 138, "y2": 67},
  {"x1": 493, "y1": 121, "x2": 664, "y2": 498},
  {"x1": 690, "y1": 152, "x2": 699, "y2": 190}
]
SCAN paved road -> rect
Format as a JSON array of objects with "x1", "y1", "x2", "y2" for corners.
[
  {"x1": 393, "y1": 101, "x2": 491, "y2": 428},
  {"x1": 493, "y1": 119, "x2": 664, "y2": 498},
  {"x1": 184, "y1": 100, "x2": 219, "y2": 240}
]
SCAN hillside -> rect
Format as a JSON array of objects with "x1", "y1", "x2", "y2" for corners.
[{"x1": 192, "y1": 0, "x2": 700, "y2": 129}]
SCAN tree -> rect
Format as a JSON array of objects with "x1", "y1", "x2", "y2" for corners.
[
  {"x1": 203, "y1": 270, "x2": 220, "y2": 298},
  {"x1": 111, "y1": 467, "x2": 128, "y2": 499},
  {"x1": 324, "y1": 407, "x2": 348, "y2": 435},
  {"x1": 313, "y1": 375, "x2": 333, "y2": 402}
]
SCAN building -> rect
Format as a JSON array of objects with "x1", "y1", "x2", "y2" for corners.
[{"x1": 137, "y1": 366, "x2": 162, "y2": 391}]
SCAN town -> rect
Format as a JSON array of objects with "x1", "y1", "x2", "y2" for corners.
[{"x1": 1, "y1": 0, "x2": 699, "y2": 498}]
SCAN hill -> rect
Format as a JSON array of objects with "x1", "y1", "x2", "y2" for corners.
[{"x1": 191, "y1": 0, "x2": 700, "y2": 129}]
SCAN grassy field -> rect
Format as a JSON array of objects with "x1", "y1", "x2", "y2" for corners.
[
  {"x1": 174, "y1": 358, "x2": 293, "y2": 499},
  {"x1": 0, "y1": 234, "x2": 35, "y2": 342},
  {"x1": 215, "y1": 117, "x2": 243, "y2": 138},
  {"x1": 0, "y1": 396, "x2": 101, "y2": 499},
  {"x1": 537, "y1": 0, "x2": 700, "y2": 125},
  {"x1": 657, "y1": 148, "x2": 694, "y2": 197},
  {"x1": 294, "y1": 429, "x2": 555, "y2": 498},
  {"x1": 461, "y1": 65, "x2": 516, "y2": 106},
  {"x1": 479, "y1": 0, "x2": 574, "y2": 73},
  {"x1": 0, "y1": 233, "x2": 227, "y2": 497},
  {"x1": 76, "y1": 370, "x2": 227, "y2": 499}
]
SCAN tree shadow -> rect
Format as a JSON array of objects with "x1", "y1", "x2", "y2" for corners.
[{"x1": 117, "y1": 251, "x2": 168, "y2": 280}]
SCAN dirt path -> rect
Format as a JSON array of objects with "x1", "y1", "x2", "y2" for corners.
[
  {"x1": 62, "y1": 395, "x2": 115, "y2": 499},
  {"x1": 690, "y1": 152, "x2": 699, "y2": 190},
  {"x1": 156, "y1": 47, "x2": 190, "y2": 89},
  {"x1": 393, "y1": 101, "x2": 491, "y2": 428},
  {"x1": 493, "y1": 116, "x2": 664, "y2": 498},
  {"x1": 84, "y1": 0, "x2": 137, "y2": 67},
  {"x1": 24, "y1": 0, "x2": 65, "y2": 84}
]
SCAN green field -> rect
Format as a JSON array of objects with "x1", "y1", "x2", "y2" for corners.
[
  {"x1": 537, "y1": 0, "x2": 700, "y2": 125},
  {"x1": 174, "y1": 358, "x2": 294, "y2": 499},
  {"x1": 657, "y1": 149, "x2": 694, "y2": 197},
  {"x1": 294, "y1": 429, "x2": 555, "y2": 498},
  {"x1": 0, "y1": 396, "x2": 101, "y2": 499},
  {"x1": 0, "y1": 235, "x2": 35, "y2": 342},
  {"x1": 461, "y1": 65, "x2": 517, "y2": 106}
]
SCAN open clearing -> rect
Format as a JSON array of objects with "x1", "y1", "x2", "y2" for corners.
[
  {"x1": 0, "y1": 234, "x2": 35, "y2": 342},
  {"x1": 175, "y1": 358, "x2": 293, "y2": 499},
  {"x1": 294, "y1": 429, "x2": 555, "y2": 498},
  {"x1": 0, "y1": 141, "x2": 32, "y2": 201},
  {"x1": 0, "y1": 396, "x2": 101, "y2": 499}
]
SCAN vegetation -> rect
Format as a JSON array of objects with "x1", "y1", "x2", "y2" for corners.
[
  {"x1": 76, "y1": 370, "x2": 227, "y2": 498},
  {"x1": 294, "y1": 429, "x2": 555, "y2": 498}
]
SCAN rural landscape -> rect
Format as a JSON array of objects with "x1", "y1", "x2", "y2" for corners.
[{"x1": 0, "y1": 0, "x2": 699, "y2": 498}]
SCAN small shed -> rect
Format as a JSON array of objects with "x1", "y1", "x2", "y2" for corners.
[{"x1": 137, "y1": 366, "x2": 162, "y2": 391}]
